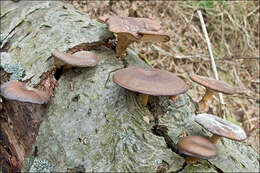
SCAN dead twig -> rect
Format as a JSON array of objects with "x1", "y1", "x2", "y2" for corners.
[
  {"x1": 104, "y1": 68, "x2": 124, "y2": 88},
  {"x1": 230, "y1": 94, "x2": 260, "y2": 101},
  {"x1": 173, "y1": 54, "x2": 259, "y2": 61}
]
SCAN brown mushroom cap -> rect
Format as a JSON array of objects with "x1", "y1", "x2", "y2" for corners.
[
  {"x1": 0, "y1": 81, "x2": 50, "y2": 104},
  {"x1": 195, "y1": 113, "x2": 247, "y2": 141},
  {"x1": 104, "y1": 16, "x2": 170, "y2": 42},
  {"x1": 113, "y1": 67, "x2": 189, "y2": 96},
  {"x1": 178, "y1": 136, "x2": 217, "y2": 159},
  {"x1": 52, "y1": 50, "x2": 99, "y2": 67},
  {"x1": 189, "y1": 74, "x2": 235, "y2": 95}
]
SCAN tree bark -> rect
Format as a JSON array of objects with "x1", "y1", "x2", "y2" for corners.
[{"x1": 1, "y1": 100, "x2": 47, "y2": 172}]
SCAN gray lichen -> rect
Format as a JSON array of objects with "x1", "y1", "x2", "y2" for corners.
[
  {"x1": 154, "y1": 158, "x2": 163, "y2": 165},
  {"x1": 0, "y1": 52, "x2": 24, "y2": 81},
  {"x1": 0, "y1": 33, "x2": 8, "y2": 45},
  {"x1": 117, "y1": 129, "x2": 137, "y2": 146},
  {"x1": 2, "y1": 63, "x2": 24, "y2": 81},
  {"x1": 29, "y1": 158, "x2": 56, "y2": 172}
]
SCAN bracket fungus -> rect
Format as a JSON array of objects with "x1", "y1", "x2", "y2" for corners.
[
  {"x1": 0, "y1": 81, "x2": 50, "y2": 172},
  {"x1": 99, "y1": 15, "x2": 170, "y2": 57},
  {"x1": 178, "y1": 136, "x2": 217, "y2": 164},
  {"x1": 0, "y1": 81, "x2": 50, "y2": 104},
  {"x1": 113, "y1": 66, "x2": 188, "y2": 106},
  {"x1": 189, "y1": 74, "x2": 235, "y2": 112},
  {"x1": 52, "y1": 50, "x2": 99, "y2": 71},
  {"x1": 195, "y1": 113, "x2": 247, "y2": 144}
]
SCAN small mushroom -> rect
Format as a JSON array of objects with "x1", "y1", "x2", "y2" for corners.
[
  {"x1": 189, "y1": 74, "x2": 235, "y2": 112},
  {"x1": 113, "y1": 66, "x2": 188, "y2": 106},
  {"x1": 195, "y1": 113, "x2": 247, "y2": 144},
  {"x1": 99, "y1": 16, "x2": 170, "y2": 57},
  {"x1": 0, "y1": 81, "x2": 50, "y2": 104},
  {"x1": 178, "y1": 136, "x2": 217, "y2": 164},
  {"x1": 52, "y1": 50, "x2": 99, "y2": 71}
]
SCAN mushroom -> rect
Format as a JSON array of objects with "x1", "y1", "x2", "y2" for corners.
[
  {"x1": 52, "y1": 50, "x2": 99, "y2": 71},
  {"x1": 195, "y1": 113, "x2": 247, "y2": 144},
  {"x1": 113, "y1": 66, "x2": 188, "y2": 106},
  {"x1": 99, "y1": 15, "x2": 170, "y2": 57},
  {"x1": 189, "y1": 74, "x2": 235, "y2": 112},
  {"x1": 0, "y1": 81, "x2": 50, "y2": 104},
  {"x1": 177, "y1": 136, "x2": 217, "y2": 164},
  {"x1": 0, "y1": 81, "x2": 51, "y2": 172}
]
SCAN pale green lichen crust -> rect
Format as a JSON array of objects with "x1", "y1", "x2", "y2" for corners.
[
  {"x1": 29, "y1": 158, "x2": 55, "y2": 172},
  {"x1": 0, "y1": 52, "x2": 24, "y2": 81}
]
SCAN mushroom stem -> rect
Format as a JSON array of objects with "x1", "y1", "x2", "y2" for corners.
[
  {"x1": 116, "y1": 34, "x2": 134, "y2": 57},
  {"x1": 199, "y1": 89, "x2": 214, "y2": 112},
  {"x1": 186, "y1": 157, "x2": 199, "y2": 164},
  {"x1": 140, "y1": 94, "x2": 149, "y2": 106},
  {"x1": 210, "y1": 134, "x2": 221, "y2": 144},
  {"x1": 62, "y1": 65, "x2": 72, "y2": 73},
  {"x1": 54, "y1": 58, "x2": 65, "y2": 68},
  {"x1": 170, "y1": 95, "x2": 179, "y2": 102}
]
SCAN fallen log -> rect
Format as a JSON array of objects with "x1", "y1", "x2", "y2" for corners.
[{"x1": 0, "y1": 1, "x2": 259, "y2": 172}]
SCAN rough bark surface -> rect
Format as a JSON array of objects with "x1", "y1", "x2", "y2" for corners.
[
  {"x1": 0, "y1": 1, "x2": 259, "y2": 172},
  {"x1": 1, "y1": 100, "x2": 48, "y2": 172}
]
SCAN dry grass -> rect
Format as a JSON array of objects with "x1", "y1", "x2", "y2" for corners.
[{"x1": 69, "y1": 0, "x2": 259, "y2": 152}]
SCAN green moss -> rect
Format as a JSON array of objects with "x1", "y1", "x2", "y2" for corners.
[{"x1": 226, "y1": 116, "x2": 241, "y2": 127}]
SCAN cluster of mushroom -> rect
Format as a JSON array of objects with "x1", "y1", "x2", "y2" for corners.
[
  {"x1": 0, "y1": 27, "x2": 103, "y2": 172},
  {"x1": 1, "y1": 16, "x2": 169, "y2": 105},
  {"x1": 0, "y1": 50, "x2": 99, "y2": 104},
  {"x1": 100, "y1": 16, "x2": 247, "y2": 165},
  {"x1": 173, "y1": 74, "x2": 247, "y2": 164},
  {"x1": 112, "y1": 67, "x2": 246, "y2": 165},
  {"x1": 0, "y1": 15, "x2": 248, "y2": 168},
  {"x1": 178, "y1": 113, "x2": 247, "y2": 164},
  {"x1": 175, "y1": 74, "x2": 246, "y2": 164},
  {"x1": 98, "y1": 15, "x2": 170, "y2": 57}
]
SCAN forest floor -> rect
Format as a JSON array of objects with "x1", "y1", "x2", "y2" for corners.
[{"x1": 69, "y1": 0, "x2": 259, "y2": 153}]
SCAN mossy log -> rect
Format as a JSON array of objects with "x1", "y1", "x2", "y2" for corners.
[{"x1": 0, "y1": 1, "x2": 259, "y2": 172}]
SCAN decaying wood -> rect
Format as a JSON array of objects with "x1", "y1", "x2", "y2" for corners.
[{"x1": 1, "y1": 100, "x2": 48, "y2": 172}]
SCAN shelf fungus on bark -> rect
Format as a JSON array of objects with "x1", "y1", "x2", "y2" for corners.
[
  {"x1": 98, "y1": 15, "x2": 170, "y2": 57},
  {"x1": 0, "y1": 81, "x2": 50, "y2": 104},
  {"x1": 113, "y1": 66, "x2": 188, "y2": 106},
  {"x1": 195, "y1": 113, "x2": 247, "y2": 145},
  {"x1": 189, "y1": 74, "x2": 235, "y2": 112},
  {"x1": 0, "y1": 81, "x2": 50, "y2": 171},
  {"x1": 52, "y1": 50, "x2": 99, "y2": 71},
  {"x1": 178, "y1": 136, "x2": 217, "y2": 164}
]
